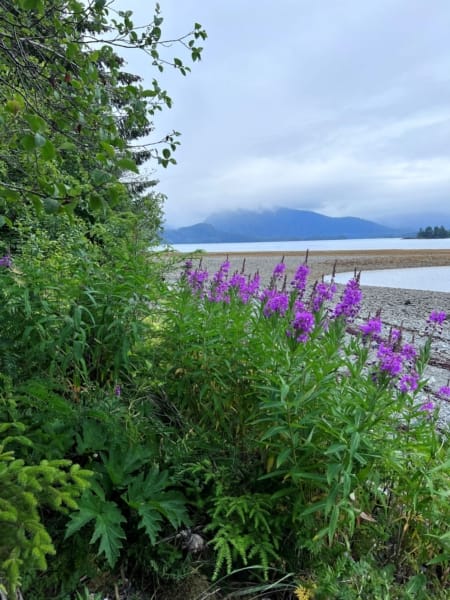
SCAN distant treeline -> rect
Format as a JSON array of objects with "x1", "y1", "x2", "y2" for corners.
[{"x1": 417, "y1": 225, "x2": 450, "y2": 238}]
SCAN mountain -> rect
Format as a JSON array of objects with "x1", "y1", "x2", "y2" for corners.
[
  {"x1": 163, "y1": 222, "x2": 256, "y2": 244},
  {"x1": 164, "y1": 208, "x2": 401, "y2": 243}
]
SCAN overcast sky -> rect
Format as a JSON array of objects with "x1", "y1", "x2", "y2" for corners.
[{"x1": 115, "y1": 1, "x2": 450, "y2": 228}]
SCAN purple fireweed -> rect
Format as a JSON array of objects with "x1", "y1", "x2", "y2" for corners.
[
  {"x1": 290, "y1": 308, "x2": 315, "y2": 342},
  {"x1": 311, "y1": 281, "x2": 337, "y2": 312},
  {"x1": 229, "y1": 272, "x2": 247, "y2": 292},
  {"x1": 333, "y1": 279, "x2": 362, "y2": 320},
  {"x1": 188, "y1": 268, "x2": 209, "y2": 292},
  {"x1": 390, "y1": 329, "x2": 401, "y2": 343},
  {"x1": 401, "y1": 343, "x2": 417, "y2": 362},
  {"x1": 419, "y1": 401, "x2": 435, "y2": 413},
  {"x1": 360, "y1": 316, "x2": 382, "y2": 339},
  {"x1": 227, "y1": 272, "x2": 261, "y2": 304},
  {"x1": 272, "y1": 262, "x2": 286, "y2": 279},
  {"x1": 247, "y1": 272, "x2": 260, "y2": 296},
  {"x1": 241, "y1": 273, "x2": 261, "y2": 303},
  {"x1": 376, "y1": 343, "x2": 403, "y2": 376},
  {"x1": 291, "y1": 263, "x2": 310, "y2": 295},
  {"x1": 213, "y1": 259, "x2": 230, "y2": 283},
  {"x1": 428, "y1": 310, "x2": 446, "y2": 325},
  {"x1": 114, "y1": 385, "x2": 121, "y2": 397},
  {"x1": 0, "y1": 255, "x2": 12, "y2": 268},
  {"x1": 398, "y1": 372, "x2": 419, "y2": 394},
  {"x1": 208, "y1": 281, "x2": 230, "y2": 303},
  {"x1": 261, "y1": 289, "x2": 289, "y2": 317},
  {"x1": 438, "y1": 385, "x2": 450, "y2": 399}
]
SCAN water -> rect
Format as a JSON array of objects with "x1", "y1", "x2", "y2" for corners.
[
  {"x1": 167, "y1": 237, "x2": 450, "y2": 254},
  {"x1": 331, "y1": 266, "x2": 450, "y2": 293}
]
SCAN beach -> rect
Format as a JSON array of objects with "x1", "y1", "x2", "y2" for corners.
[{"x1": 194, "y1": 249, "x2": 450, "y2": 425}]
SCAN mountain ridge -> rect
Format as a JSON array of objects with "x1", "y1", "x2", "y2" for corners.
[{"x1": 163, "y1": 208, "x2": 404, "y2": 244}]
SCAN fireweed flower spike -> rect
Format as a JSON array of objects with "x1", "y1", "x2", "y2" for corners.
[
  {"x1": 428, "y1": 311, "x2": 447, "y2": 326},
  {"x1": 419, "y1": 400, "x2": 435, "y2": 413},
  {"x1": 272, "y1": 261, "x2": 286, "y2": 279},
  {"x1": 188, "y1": 268, "x2": 209, "y2": 292},
  {"x1": 398, "y1": 372, "x2": 419, "y2": 394},
  {"x1": 229, "y1": 272, "x2": 260, "y2": 304},
  {"x1": 291, "y1": 263, "x2": 310, "y2": 295},
  {"x1": 311, "y1": 281, "x2": 337, "y2": 312},
  {"x1": 438, "y1": 386, "x2": 450, "y2": 400},
  {"x1": 425, "y1": 310, "x2": 447, "y2": 336},
  {"x1": 213, "y1": 259, "x2": 230, "y2": 283},
  {"x1": 359, "y1": 316, "x2": 382, "y2": 340},
  {"x1": 245, "y1": 272, "x2": 260, "y2": 301},
  {"x1": 333, "y1": 278, "x2": 362, "y2": 321},
  {"x1": 401, "y1": 343, "x2": 417, "y2": 363},
  {"x1": 261, "y1": 289, "x2": 289, "y2": 317},
  {"x1": 376, "y1": 343, "x2": 403, "y2": 376},
  {"x1": 207, "y1": 260, "x2": 232, "y2": 303},
  {"x1": 289, "y1": 308, "x2": 315, "y2": 342}
]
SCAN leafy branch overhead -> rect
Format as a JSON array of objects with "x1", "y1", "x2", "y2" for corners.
[{"x1": 0, "y1": 0, "x2": 207, "y2": 220}]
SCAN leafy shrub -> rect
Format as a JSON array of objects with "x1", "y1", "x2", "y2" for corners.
[{"x1": 0, "y1": 215, "x2": 165, "y2": 387}]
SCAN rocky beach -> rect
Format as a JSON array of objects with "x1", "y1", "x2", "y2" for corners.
[{"x1": 193, "y1": 249, "x2": 450, "y2": 426}]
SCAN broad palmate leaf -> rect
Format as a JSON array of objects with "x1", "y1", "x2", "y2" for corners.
[
  {"x1": 65, "y1": 490, "x2": 126, "y2": 567},
  {"x1": 125, "y1": 468, "x2": 190, "y2": 544}
]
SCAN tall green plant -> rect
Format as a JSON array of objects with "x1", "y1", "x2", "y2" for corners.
[{"x1": 154, "y1": 258, "x2": 450, "y2": 595}]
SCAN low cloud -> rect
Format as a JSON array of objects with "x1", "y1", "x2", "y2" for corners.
[{"x1": 117, "y1": 0, "x2": 450, "y2": 229}]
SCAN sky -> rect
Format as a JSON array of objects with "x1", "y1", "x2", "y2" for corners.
[{"x1": 114, "y1": 1, "x2": 450, "y2": 229}]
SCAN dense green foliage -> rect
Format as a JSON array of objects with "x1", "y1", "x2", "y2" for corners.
[
  {"x1": 0, "y1": 0, "x2": 205, "y2": 238},
  {"x1": 417, "y1": 225, "x2": 450, "y2": 238},
  {"x1": 153, "y1": 261, "x2": 450, "y2": 598},
  {"x1": 0, "y1": 2, "x2": 449, "y2": 599}
]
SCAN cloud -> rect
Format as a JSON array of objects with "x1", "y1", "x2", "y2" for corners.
[{"x1": 117, "y1": 0, "x2": 450, "y2": 229}]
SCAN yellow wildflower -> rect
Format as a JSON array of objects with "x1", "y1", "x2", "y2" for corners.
[{"x1": 294, "y1": 584, "x2": 312, "y2": 600}]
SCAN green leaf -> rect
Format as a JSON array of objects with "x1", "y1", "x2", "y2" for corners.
[
  {"x1": 43, "y1": 198, "x2": 59, "y2": 214},
  {"x1": 89, "y1": 194, "x2": 104, "y2": 211},
  {"x1": 30, "y1": 194, "x2": 43, "y2": 213},
  {"x1": 59, "y1": 141, "x2": 77, "y2": 152},
  {"x1": 99, "y1": 141, "x2": 116, "y2": 158},
  {"x1": 103, "y1": 445, "x2": 154, "y2": 486},
  {"x1": 65, "y1": 491, "x2": 126, "y2": 567},
  {"x1": 90, "y1": 501, "x2": 126, "y2": 567},
  {"x1": 41, "y1": 140, "x2": 56, "y2": 160},
  {"x1": 116, "y1": 157, "x2": 139, "y2": 173},
  {"x1": 20, "y1": 133, "x2": 36, "y2": 151},
  {"x1": 20, "y1": 0, "x2": 43, "y2": 9},
  {"x1": 34, "y1": 132, "x2": 46, "y2": 147},
  {"x1": 125, "y1": 469, "x2": 189, "y2": 537},
  {"x1": 137, "y1": 505, "x2": 163, "y2": 544},
  {"x1": 91, "y1": 169, "x2": 111, "y2": 186},
  {"x1": 24, "y1": 113, "x2": 46, "y2": 132},
  {"x1": 0, "y1": 215, "x2": 12, "y2": 227}
]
